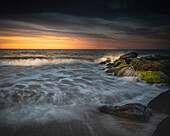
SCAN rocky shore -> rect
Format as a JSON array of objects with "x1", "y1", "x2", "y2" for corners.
[
  {"x1": 99, "y1": 52, "x2": 170, "y2": 136},
  {"x1": 100, "y1": 52, "x2": 170, "y2": 84}
]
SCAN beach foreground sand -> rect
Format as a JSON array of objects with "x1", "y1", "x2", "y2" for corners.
[{"x1": 0, "y1": 107, "x2": 167, "y2": 136}]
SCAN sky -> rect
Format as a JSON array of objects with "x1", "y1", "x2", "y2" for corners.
[{"x1": 0, "y1": 0, "x2": 170, "y2": 49}]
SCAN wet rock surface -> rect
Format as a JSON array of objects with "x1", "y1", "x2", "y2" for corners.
[
  {"x1": 152, "y1": 116, "x2": 170, "y2": 136},
  {"x1": 99, "y1": 103, "x2": 152, "y2": 122},
  {"x1": 100, "y1": 52, "x2": 170, "y2": 84},
  {"x1": 120, "y1": 52, "x2": 138, "y2": 59},
  {"x1": 138, "y1": 71, "x2": 168, "y2": 84},
  {"x1": 148, "y1": 90, "x2": 170, "y2": 114}
]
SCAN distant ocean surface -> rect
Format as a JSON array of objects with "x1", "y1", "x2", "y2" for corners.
[{"x1": 0, "y1": 49, "x2": 170, "y2": 135}]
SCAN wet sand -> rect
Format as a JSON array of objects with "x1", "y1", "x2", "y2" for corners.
[{"x1": 0, "y1": 108, "x2": 167, "y2": 136}]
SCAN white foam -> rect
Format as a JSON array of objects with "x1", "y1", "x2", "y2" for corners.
[
  {"x1": 0, "y1": 56, "x2": 169, "y2": 126},
  {"x1": 0, "y1": 105, "x2": 86, "y2": 127},
  {"x1": 0, "y1": 59, "x2": 92, "y2": 66},
  {"x1": 96, "y1": 54, "x2": 123, "y2": 63}
]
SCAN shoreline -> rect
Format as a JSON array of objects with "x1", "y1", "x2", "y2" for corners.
[
  {"x1": 0, "y1": 107, "x2": 167, "y2": 136},
  {"x1": 0, "y1": 50, "x2": 170, "y2": 136}
]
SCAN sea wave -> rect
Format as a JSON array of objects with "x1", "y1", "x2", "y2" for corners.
[
  {"x1": 0, "y1": 54, "x2": 124, "y2": 66},
  {"x1": 0, "y1": 58, "x2": 94, "y2": 66}
]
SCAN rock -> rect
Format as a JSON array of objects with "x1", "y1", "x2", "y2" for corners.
[
  {"x1": 106, "y1": 61, "x2": 136, "y2": 76},
  {"x1": 130, "y1": 58, "x2": 150, "y2": 71},
  {"x1": 106, "y1": 63, "x2": 114, "y2": 69},
  {"x1": 147, "y1": 90, "x2": 170, "y2": 114},
  {"x1": 117, "y1": 67, "x2": 137, "y2": 77},
  {"x1": 104, "y1": 54, "x2": 170, "y2": 84},
  {"x1": 138, "y1": 71, "x2": 168, "y2": 84},
  {"x1": 141, "y1": 55, "x2": 170, "y2": 61},
  {"x1": 120, "y1": 52, "x2": 138, "y2": 59},
  {"x1": 106, "y1": 64, "x2": 128, "y2": 74},
  {"x1": 99, "y1": 61, "x2": 107, "y2": 64},
  {"x1": 106, "y1": 68, "x2": 116, "y2": 73},
  {"x1": 152, "y1": 116, "x2": 170, "y2": 136},
  {"x1": 140, "y1": 61, "x2": 163, "y2": 71},
  {"x1": 99, "y1": 103, "x2": 152, "y2": 122},
  {"x1": 125, "y1": 58, "x2": 132, "y2": 64},
  {"x1": 99, "y1": 58, "x2": 111, "y2": 64},
  {"x1": 113, "y1": 59, "x2": 126, "y2": 67}
]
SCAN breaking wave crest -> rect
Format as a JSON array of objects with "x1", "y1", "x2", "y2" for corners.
[
  {"x1": 0, "y1": 58, "x2": 94, "y2": 66},
  {"x1": 0, "y1": 54, "x2": 123, "y2": 66}
]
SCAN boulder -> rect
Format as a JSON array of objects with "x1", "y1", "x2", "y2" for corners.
[
  {"x1": 130, "y1": 58, "x2": 150, "y2": 71},
  {"x1": 104, "y1": 54, "x2": 170, "y2": 84},
  {"x1": 120, "y1": 52, "x2": 138, "y2": 59},
  {"x1": 152, "y1": 116, "x2": 170, "y2": 136},
  {"x1": 140, "y1": 62, "x2": 163, "y2": 71},
  {"x1": 106, "y1": 68, "x2": 116, "y2": 73},
  {"x1": 137, "y1": 71, "x2": 168, "y2": 84},
  {"x1": 99, "y1": 103, "x2": 152, "y2": 122},
  {"x1": 106, "y1": 63, "x2": 114, "y2": 69},
  {"x1": 113, "y1": 59, "x2": 126, "y2": 67},
  {"x1": 117, "y1": 67, "x2": 137, "y2": 77},
  {"x1": 147, "y1": 90, "x2": 170, "y2": 114}
]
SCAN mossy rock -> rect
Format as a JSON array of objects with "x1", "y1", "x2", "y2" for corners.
[
  {"x1": 105, "y1": 54, "x2": 170, "y2": 84},
  {"x1": 106, "y1": 68, "x2": 116, "y2": 73},
  {"x1": 138, "y1": 61, "x2": 164, "y2": 71},
  {"x1": 138, "y1": 71, "x2": 168, "y2": 84},
  {"x1": 106, "y1": 63, "x2": 130, "y2": 74},
  {"x1": 130, "y1": 59, "x2": 151, "y2": 71},
  {"x1": 108, "y1": 66, "x2": 135, "y2": 76},
  {"x1": 125, "y1": 58, "x2": 132, "y2": 64},
  {"x1": 106, "y1": 61, "x2": 135, "y2": 77},
  {"x1": 113, "y1": 59, "x2": 126, "y2": 67},
  {"x1": 117, "y1": 67, "x2": 137, "y2": 77},
  {"x1": 99, "y1": 103, "x2": 152, "y2": 122},
  {"x1": 106, "y1": 63, "x2": 114, "y2": 69}
]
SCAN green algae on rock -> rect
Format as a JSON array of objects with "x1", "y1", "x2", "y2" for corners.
[
  {"x1": 117, "y1": 66, "x2": 137, "y2": 77},
  {"x1": 102, "y1": 52, "x2": 170, "y2": 84},
  {"x1": 99, "y1": 103, "x2": 152, "y2": 122},
  {"x1": 113, "y1": 59, "x2": 126, "y2": 67},
  {"x1": 138, "y1": 71, "x2": 168, "y2": 84}
]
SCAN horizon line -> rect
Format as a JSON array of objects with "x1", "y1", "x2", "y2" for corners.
[{"x1": 0, "y1": 48, "x2": 170, "y2": 50}]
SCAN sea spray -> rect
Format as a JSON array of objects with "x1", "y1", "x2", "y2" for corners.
[{"x1": 0, "y1": 49, "x2": 169, "y2": 127}]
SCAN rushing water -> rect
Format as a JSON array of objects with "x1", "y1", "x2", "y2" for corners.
[{"x1": 0, "y1": 49, "x2": 169, "y2": 135}]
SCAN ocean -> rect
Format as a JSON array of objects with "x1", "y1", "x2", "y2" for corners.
[{"x1": 0, "y1": 49, "x2": 170, "y2": 136}]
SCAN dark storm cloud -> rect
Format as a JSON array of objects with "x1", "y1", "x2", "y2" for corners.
[
  {"x1": 0, "y1": 17, "x2": 115, "y2": 40},
  {"x1": 0, "y1": 0, "x2": 170, "y2": 48},
  {"x1": 1, "y1": 0, "x2": 170, "y2": 18}
]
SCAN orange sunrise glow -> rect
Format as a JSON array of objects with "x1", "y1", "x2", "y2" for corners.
[
  {"x1": 0, "y1": 36, "x2": 96, "y2": 49},
  {"x1": 0, "y1": 34, "x2": 118, "y2": 49}
]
